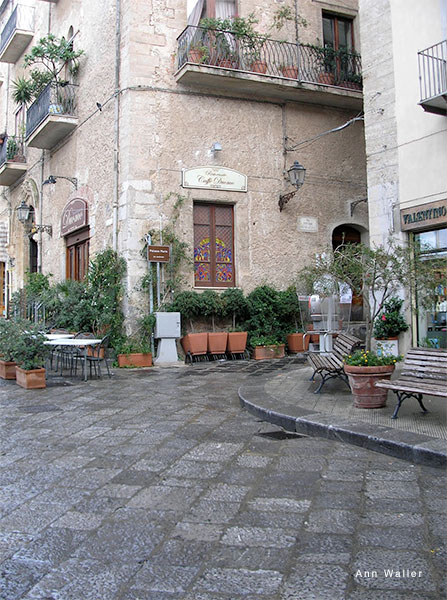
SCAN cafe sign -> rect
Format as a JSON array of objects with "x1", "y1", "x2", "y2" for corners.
[
  {"x1": 400, "y1": 199, "x2": 447, "y2": 232},
  {"x1": 182, "y1": 166, "x2": 247, "y2": 192},
  {"x1": 61, "y1": 198, "x2": 88, "y2": 236}
]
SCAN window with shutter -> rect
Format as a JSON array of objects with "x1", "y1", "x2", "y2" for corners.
[{"x1": 194, "y1": 203, "x2": 234, "y2": 287}]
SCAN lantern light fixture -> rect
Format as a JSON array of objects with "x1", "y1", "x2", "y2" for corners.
[{"x1": 279, "y1": 160, "x2": 306, "y2": 211}]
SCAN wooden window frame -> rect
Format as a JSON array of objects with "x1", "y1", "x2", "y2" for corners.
[
  {"x1": 194, "y1": 202, "x2": 235, "y2": 288},
  {"x1": 322, "y1": 12, "x2": 355, "y2": 52}
]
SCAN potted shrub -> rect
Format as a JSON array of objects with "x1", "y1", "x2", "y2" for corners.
[
  {"x1": 221, "y1": 288, "x2": 249, "y2": 355},
  {"x1": 198, "y1": 290, "x2": 228, "y2": 355},
  {"x1": 0, "y1": 319, "x2": 21, "y2": 379},
  {"x1": 251, "y1": 335, "x2": 285, "y2": 360},
  {"x1": 344, "y1": 350, "x2": 402, "y2": 408},
  {"x1": 171, "y1": 291, "x2": 208, "y2": 358},
  {"x1": 188, "y1": 41, "x2": 210, "y2": 64},
  {"x1": 373, "y1": 297, "x2": 409, "y2": 357},
  {"x1": 116, "y1": 314, "x2": 154, "y2": 368},
  {"x1": 12, "y1": 324, "x2": 48, "y2": 389}
]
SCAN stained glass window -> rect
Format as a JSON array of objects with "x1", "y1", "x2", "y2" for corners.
[{"x1": 194, "y1": 203, "x2": 234, "y2": 287}]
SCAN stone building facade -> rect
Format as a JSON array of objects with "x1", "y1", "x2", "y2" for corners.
[
  {"x1": 0, "y1": 0, "x2": 367, "y2": 329},
  {"x1": 359, "y1": 0, "x2": 447, "y2": 351}
]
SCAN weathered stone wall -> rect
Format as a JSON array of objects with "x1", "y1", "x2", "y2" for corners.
[{"x1": 0, "y1": 0, "x2": 367, "y2": 332}]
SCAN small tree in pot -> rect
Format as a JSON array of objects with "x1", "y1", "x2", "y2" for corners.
[
  {"x1": 12, "y1": 323, "x2": 48, "y2": 389},
  {"x1": 0, "y1": 319, "x2": 21, "y2": 379}
]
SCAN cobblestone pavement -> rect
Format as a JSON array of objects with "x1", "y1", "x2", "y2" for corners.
[{"x1": 0, "y1": 361, "x2": 446, "y2": 599}]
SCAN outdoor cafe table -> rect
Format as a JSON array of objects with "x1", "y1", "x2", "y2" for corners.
[
  {"x1": 44, "y1": 338, "x2": 102, "y2": 381},
  {"x1": 45, "y1": 333, "x2": 75, "y2": 340}
]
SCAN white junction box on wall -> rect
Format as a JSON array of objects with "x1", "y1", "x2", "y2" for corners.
[{"x1": 154, "y1": 312, "x2": 181, "y2": 363}]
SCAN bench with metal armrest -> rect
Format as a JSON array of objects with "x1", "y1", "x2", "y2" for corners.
[
  {"x1": 307, "y1": 332, "x2": 362, "y2": 393},
  {"x1": 375, "y1": 348, "x2": 447, "y2": 418}
]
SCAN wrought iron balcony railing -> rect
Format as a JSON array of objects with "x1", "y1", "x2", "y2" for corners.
[
  {"x1": 26, "y1": 83, "x2": 77, "y2": 139},
  {"x1": 0, "y1": 135, "x2": 25, "y2": 167},
  {"x1": 0, "y1": 4, "x2": 35, "y2": 56},
  {"x1": 418, "y1": 40, "x2": 447, "y2": 103},
  {"x1": 177, "y1": 26, "x2": 362, "y2": 90}
]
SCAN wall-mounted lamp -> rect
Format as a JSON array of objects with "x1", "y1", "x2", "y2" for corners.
[
  {"x1": 44, "y1": 174, "x2": 78, "y2": 189},
  {"x1": 16, "y1": 200, "x2": 53, "y2": 236},
  {"x1": 211, "y1": 142, "x2": 222, "y2": 156},
  {"x1": 278, "y1": 160, "x2": 306, "y2": 211}
]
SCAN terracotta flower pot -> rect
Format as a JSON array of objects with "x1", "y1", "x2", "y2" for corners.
[
  {"x1": 280, "y1": 65, "x2": 298, "y2": 79},
  {"x1": 15, "y1": 366, "x2": 46, "y2": 389},
  {"x1": 117, "y1": 353, "x2": 152, "y2": 367},
  {"x1": 207, "y1": 332, "x2": 228, "y2": 354},
  {"x1": 181, "y1": 333, "x2": 208, "y2": 356},
  {"x1": 344, "y1": 364, "x2": 395, "y2": 408},
  {"x1": 253, "y1": 344, "x2": 285, "y2": 360},
  {"x1": 318, "y1": 72, "x2": 335, "y2": 85},
  {"x1": 287, "y1": 333, "x2": 309, "y2": 354},
  {"x1": 251, "y1": 60, "x2": 268, "y2": 74},
  {"x1": 227, "y1": 332, "x2": 248, "y2": 354},
  {"x1": 188, "y1": 49, "x2": 205, "y2": 63},
  {"x1": 0, "y1": 359, "x2": 17, "y2": 380}
]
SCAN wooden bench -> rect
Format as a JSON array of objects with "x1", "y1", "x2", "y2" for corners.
[
  {"x1": 375, "y1": 348, "x2": 447, "y2": 419},
  {"x1": 307, "y1": 332, "x2": 362, "y2": 393}
]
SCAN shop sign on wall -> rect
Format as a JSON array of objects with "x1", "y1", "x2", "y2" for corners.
[
  {"x1": 400, "y1": 200, "x2": 447, "y2": 232},
  {"x1": 182, "y1": 166, "x2": 247, "y2": 192},
  {"x1": 60, "y1": 198, "x2": 88, "y2": 236},
  {"x1": 298, "y1": 216, "x2": 318, "y2": 232}
]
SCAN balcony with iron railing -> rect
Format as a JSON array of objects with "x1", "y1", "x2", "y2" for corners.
[
  {"x1": 175, "y1": 26, "x2": 363, "y2": 109},
  {"x1": 26, "y1": 83, "x2": 78, "y2": 149},
  {"x1": 418, "y1": 40, "x2": 447, "y2": 116},
  {"x1": 0, "y1": 135, "x2": 27, "y2": 186},
  {"x1": 0, "y1": 4, "x2": 35, "y2": 63}
]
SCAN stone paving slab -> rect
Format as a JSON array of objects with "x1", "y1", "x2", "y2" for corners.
[{"x1": 0, "y1": 360, "x2": 445, "y2": 599}]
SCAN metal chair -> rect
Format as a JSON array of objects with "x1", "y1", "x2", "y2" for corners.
[{"x1": 85, "y1": 334, "x2": 112, "y2": 379}]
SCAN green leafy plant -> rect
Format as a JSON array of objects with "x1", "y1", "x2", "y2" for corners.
[
  {"x1": 6, "y1": 137, "x2": 19, "y2": 160},
  {"x1": 250, "y1": 334, "x2": 283, "y2": 347},
  {"x1": 117, "y1": 313, "x2": 155, "y2": 355},
  {"x1": 0, "y1": 319, "x2": 22, "y2": 361},
  {"x1": 197, "y1": 290, "x2": 224, "y2": 331},
  {"x1": 373, "y1": 297, "x2": 409, "y2": 339},
  {"x1": 297, "y1": 238, "x2": 439, "y2": 350},
  {"x1": 12, "y1": 322, "x2": 48, "y2": 370},
  {"x1": 24, "y1": 34, "x2": 84, "y2": 85},
  {"x1": 344, "y1": 349, "x2": 402, "y2": 367},
  {"x1": 169, "y1": 290, "x2": 201, "y2": 332},
  {"x1": 221, "y1": 287, "x2": 248, "y2": 330}
]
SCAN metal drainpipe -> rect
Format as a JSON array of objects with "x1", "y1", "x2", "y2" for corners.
[
  {"x1": 112, "y1": 0, "x2": 121, "y2": 252},
  {"x1": 38, "y1": 158, "x2": 45, "y2": 273}
]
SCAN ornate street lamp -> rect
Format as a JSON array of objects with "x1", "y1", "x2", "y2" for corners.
[{"x1": 278, "y1": 160, "x2": 306, "y2": 211}]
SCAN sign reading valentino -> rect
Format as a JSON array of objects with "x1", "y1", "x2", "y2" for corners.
[
  {"x1": 61, "y1": 198, "x2": 88, "y2": 236},
  {"x1": 400, "y1": 200, "x2": 447, "y2": 232},
  {"x1": 182, "y1": 167, "x2": 247, "y2": 192}
]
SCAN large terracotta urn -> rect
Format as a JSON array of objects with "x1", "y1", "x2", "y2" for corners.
[{"x1": 344, "y1": 364, "x2": 395, "y2": 408}]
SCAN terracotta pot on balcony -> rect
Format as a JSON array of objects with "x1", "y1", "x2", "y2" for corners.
[
  {"x1": 251, "y1": 60, "x2": 268, "y2": 74},
  {"x1": 318, "y1": 72, "x2": 335, "y2": 85},
  {"x1": 280, "y1": 65, "x2": 298, "y2": 79}
]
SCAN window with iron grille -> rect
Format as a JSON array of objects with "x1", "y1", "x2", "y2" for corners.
[{"x1": 194, "y1": 202, "x2": 234, "y2": 287}]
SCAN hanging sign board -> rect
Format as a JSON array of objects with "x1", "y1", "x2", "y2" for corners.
[
  {"x1": 148, "y1": 245, "x2": 170, "y2": 263},
  {"x1": 182, "y1": 166, "x2": 247, "y2": 192},
  {"x1": 60, "y1": 198, "x2": 88, "y2": 236}
]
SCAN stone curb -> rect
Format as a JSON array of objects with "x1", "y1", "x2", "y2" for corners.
[{"x1": 238, "y1": 380, "x2": 447, "y2": 469}]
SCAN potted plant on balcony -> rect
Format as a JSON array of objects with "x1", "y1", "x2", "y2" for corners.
[
  {"x1": 188, "y1": 41, "x2": 210, "y2": 64},
  {"x1": 12, "y1": 324, "x2": 48, "y2": 389},
  {"x1": 0, "y1": 319, "x2": 21, "y2": 379},
  {"x1": 279, "y1": 64, "x2": 298, "y2": 79}
]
